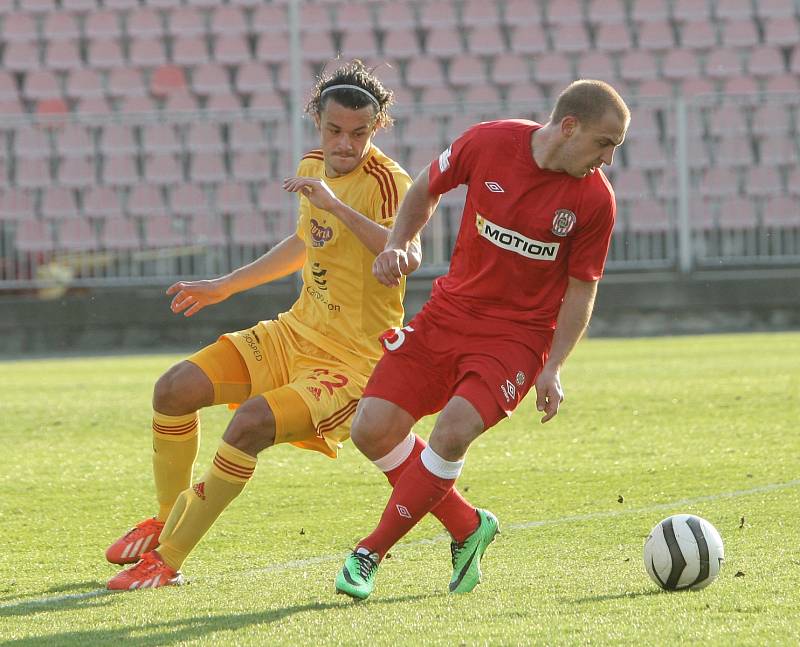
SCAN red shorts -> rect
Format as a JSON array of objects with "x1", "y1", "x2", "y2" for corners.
[{"x1": 363, "y1": 304, "x2": 549, "y2": 429}]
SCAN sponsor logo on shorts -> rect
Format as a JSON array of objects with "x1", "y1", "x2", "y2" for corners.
[
  {"x1": 551, "y1": 209, "x2": 576, "y2": 237},
  {"x1": 500, "y1": 380, "x2": 516, "y2": 402},
  {"x1": 242, "y1": 332, "x2": 263, "y2": 362},
  {"x1": 306, "y1": 386, "x2": 322, "y2": 401},
  {"x1": 516, "y1": 371, "x2": 525, "y2": 386},
  {"x1": 475, "y1": 212, "x2": 560, "y2": 261},
  {"x1": 310, "y1": 218, "x2": 333, "y2": 247},
  {"x1": 396, "y1": 504, "x2": 412, "y2": 519}
]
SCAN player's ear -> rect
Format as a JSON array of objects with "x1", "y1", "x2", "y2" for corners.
[{"x1": 561, "y1": 116, "x2": 578, "y2": 138}]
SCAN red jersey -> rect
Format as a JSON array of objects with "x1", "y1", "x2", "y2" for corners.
[{"x1": 427, "y1": 119, "x2": 616, "y2": 333}]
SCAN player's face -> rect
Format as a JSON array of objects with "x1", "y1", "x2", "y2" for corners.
[
  {"x1": 316, "y1": 99, "x2": 378, "y2": 177},
  {"x1": 560, "y1": 110, "x2": 628, "y2": 178}
]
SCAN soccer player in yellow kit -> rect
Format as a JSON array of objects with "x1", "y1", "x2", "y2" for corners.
[{"x1": 105, "y1": 60, "x2": 420, "y2": 589}]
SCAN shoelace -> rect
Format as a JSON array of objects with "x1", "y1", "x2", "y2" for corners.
[
  {"x1": 450, "y1": 541, "x2": 465, "y2": 568},
  {"x1": 353, "y1": 552, "x2": 378, "y2": 579}
]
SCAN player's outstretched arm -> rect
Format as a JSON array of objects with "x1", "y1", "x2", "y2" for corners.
[
  {"x1": 373, "y1": 166, "x2": 439, "y2": 287},
  {"x1": 534, "y1": 277, "x2": 598, "y2": 422},
  {"x1": 167, "y1": 234, "x2": 306, "y2": 317}
]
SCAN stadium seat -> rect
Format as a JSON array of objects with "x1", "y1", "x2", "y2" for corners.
[
  {"x1": 66, "y1": 69, "x2": 105, "y2": 101},
  {"x1": 235, "y1": 62, "x2": 272, "y2": 95},
  {"x1": 22, "y1": 70, "x2": 61, "y2": 102},
  {"x1": 505, "y1": 83, "x2": 546, "y2": 107},
  {"x1": 720, "y1": 19, "x2": 759, "y2": 49},
  {"x1": 621, "y1": 51, "x2": 659, "y2": 82},
  {"x1": 58, "y1": 157, "x2": 95, "y2": 188},
  {"x1": 714, "y1": 0, "x2": 753, "y2": 21},
  {"x1": 0, "y1": 189, "x2": 34, "y2": 221},
  {"x1": 144, "y1": 154, "x2": 184, "y2": 186},
  {"x1": 192, "y1": 63, "x2": 231, "y2": 96},
  {"x1": 249, "y1": 92, "x2": 286, "y2": 112},
  {"x1": 140, "y1": 123, "x2": 181, "y2": 155},
  {"x1": 230, "y1": 121, "x2": 269, "y2": 152},
  {"x1": 747, "y1": 46, "x2": 786, "y2": 78},
  {"x1": 88, "y1": 40, "x2": 125, "y2": 70},
  {"x1": 382, "y1": 29, "x2": 421, "y2": 60},
  {"x1": 467, "y1": 25, "x2": 506, "y2": 57},
  {"x1": 100, "y1": 217, "x2": 140, "y2": 249},
  {"x1": 762, "y1": 195, "x2": 800, "y2": 227},
  {"x1": 448, "y1": 54, "x2": 489, "y2": 87},
  {"x1": 2, "y1": 12, "x2": 38, "y2": 43},
  {"x1": 763, "y1": 17, "x2": 800, "y2": 47},
  {"x1": 15, "y1": 219, "x2": 54, "y2": 252},
  {"x1": 339, "y1": 30, "x2": 381, "y2": 61},
  {"x1": 45, "y1": 41, "x2": 83, "y2": 71},
  {"x1": 232, "y1": 151, "x2": 271, "y2": 182},
  {"x1": 128, "y1": 184, "x2": 167, "y2": 218},
  {"x1": 626, "y1": 198, "x2": 670, "y2": 233},
  {"x1": 716, "y1": 196, "x2": 758, "y2": 229},
  {"x1": 575, "y1": 51, "x2": 616, "y2": 82},
  {"x1": 129, "y1": 37, "x2": 168, "y2": 68},
  {"x1": 713, "y1": 135, "x2": 756, "y2": 168},
  {"x1": 546, "y1": 0, "x2": 584, "y2": 26},
  {"x1": 4, "y1": 43, "x2": 41, "y2": 73},
  {"x1": 334, "y1": 1, "x2": 375, "y2": 32},
  {"x1": 171, "y1": 183, "x2": 209, "y2": 217},
  {"x1": 103, "y1": 154, "x2": 139, "y2": 186},
  {"x1": 85, "y1": 11, "x2": 122, "y2": 40},
  {"x1": 404, "y1": 59, "x2": 446, "y2": 89},
  {"x1": 765, "y1": 74, "x2": 800, "y2": 94},
  {"x1": 164, "y1": 90, "x2": 200, "y2": 112},
  {"x1": 108, "y1": 68, "x2": 147, "y2": 98},
  {"x1": 190, "y1": 152, "x2": 227, "y2": 184},
  {"x1": 119, "y1": 95, "x2": 158, "y2": 113},
  {"x1": 190, "y1": 213, "x2": 227, "y2": 246},
  {"x1": 425, "y1": 27, "x2": 464, "y2": 58},
  {"x1": 503, "y1": 0, "x2": 545, "y2": 28},
  {"x1": 150, "y1": 65, "x2": 188, "y2": 97},
  {"x1": 251, "y1": 4, "x2": 289, "y2": 34},
  {"x1": 214, "y1": 35, "x2": 252, "y2": 66},
  {"x1": 41, "y1": 186, "x2": 78, "y2": 219},
  {"x1": 300, "y1": 32, "x2": 337, "y2": 63},
  {"x1": 755, "y1": 0, "x2": 799, "y2": 20},
  {"x1": 185, "y1": 121, "x2": 224, "y2": 153},
  {"x1": 751, "y1": 104, "x2": 793, "y2": 136},
  {"x1": 611, "y1": 168, "x2": 651, "y2": 200},
  {"x1": 631, "y1": 0, "x2": 670, "y2": 23},
  {"x1": 719, "y1": 76, "x2": 759, "y2": 95},
  {"x1": 461, "y1": 0, "x2": 501, "y2": 28},
  {"x1": 126, "y1": 8, "x2": 164, "y2": 39},
  {"x1": 680, "y1": 20, "x2": 717, "y2": 49},
  {"x1": 401, "y1": 114, "x2": 442, "y2": 145},
  {"x1": 705, "y1": 49, "x2": 745, "y2": 79},
  {"x1": 167, "y1": 7, "x2": 206, "y2": 38},
  {"x1": 299, "y1": 2, "x2": 333, "y2": 32},
  {"x1": 75, "y1": 97, "x2": 112, "y2": 115},
  {"x1": 15, "y1": 127, "x2": 51, "y2": 160},
  {"x1": 661, "y1": 49, "x2": 701, "y2": 80},
  {"x1": 83, "y1": 186, "x2": 123, "y2": 219},
  {"x1": 625, "y1": 136, "x2": 668, "y2": 170},
  {"x1": 530, "y1": 52, "x2": 573, "y2": 85},
  {"x1": 418, "y1": 0, "x2": 458, "y2": 29},
  {"x1": 144, "y1": 216, "x2": 186, "y2": 247},
  {"x1": 99, "y1": 124, "x2": 137, "y2": 155},
  {"x1": 230, "y1": 212, "x2": 271, "y2": 245},
  {"x1": 104, "y1": 0, "x2": 139, "y2": 10},
  {"x1": 671, "y1": 0, "x2": 712, "y2": 22},
  {"x1": 173, "y1": 36, "x2": 209, "y2": 66},
  {"x1": 758, "y1": 134, "x2": 797, "y2": 166},
  {"x1": 550, "y1": 24, "x2": 592, "y2": 54},
  {"x1": 699, "y1": 167, "x2": 740, "y2": 197},
  {"x1": 209, "y1": 5, "x2": 248, "y2": 36},
  {"x1": 491, "y1": 53, "x2": 531, "y2": 85},
  {"x1": 58, "y1": 217, "x2": 98, "y2": 251},
  {"x1": 214, "y1": 181, "x2": 253, "y2": 215},
  {"x1": 255, "y1": 181, "x2": 285, "y2": 212},
  {"x1": 61, "y1": 0, "x2": 97, "y2": 12},
  {"x1": 0, "y1": 71, "x2": 17, "y2": 102},
  {"x1": 42, "y1": 11, "x2": 81, "y2": 42},
  {"x1": 636, "y1": 20, "x2": 675, "y2": 51},
  {"x1": 588, "y1": 0, "x2": 628, "y2": 24}
]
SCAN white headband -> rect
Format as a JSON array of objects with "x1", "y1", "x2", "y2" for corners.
[{"x1": 321, "y1": 84, "x2": 379, "y2": 106}]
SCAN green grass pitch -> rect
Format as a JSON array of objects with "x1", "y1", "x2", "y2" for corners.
[{"x1": 1, "y1": 332, "x2": 798, "y2": 646}]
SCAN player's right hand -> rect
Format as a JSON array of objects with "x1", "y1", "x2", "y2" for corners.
[
  {"x1": 166, "y1": 279, "x2": 230, "y2": 317},
  {"x1": 373, "y1": 248, "x2": 410, "y2": 287}
]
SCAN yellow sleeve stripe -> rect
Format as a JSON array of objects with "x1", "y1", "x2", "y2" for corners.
[{"x1": 364, "y1": 158, "x2": 399, "y2": 219}]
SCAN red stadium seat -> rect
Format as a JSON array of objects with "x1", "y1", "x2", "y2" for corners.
[
  {"x1": 4, "y1": 43, "x2": 41, "y2": 73},
  {"x1": 45, "y1": 41, "x2": 83, "y2": 71},
  {"x1": 620, "y1": 51, "x2": 659, "y2": 82},
  {"x1": 671, "y1": 0, "x2": 712, "y2": 22},
  {"x1": 680, "y1": 20, "x2": 717, "y2": 49},
  {"x1": 167, "y1": 7, "x2": 206, "y2": 38},
  {"x1": 699, "y1": 167, "x2": 740, "y2": 197},
  {"x1": 530, "y1": 52, "x2": 573, "y2": 85},
  {"x1": 88, "y1": 40, "x2": 125, "y2": 70},
  {"x1": 705, "y1": 48, "x2": 745, "y2": 79},
  {"x1": 763, "y1": 17, "x2": 800, "y2": 47},
  {"x1": 230, "y1": 121, "x2": 269, "y2": 152},
  {"x1": 462, "y1": 0, "x2": 501, "y2": 27},
  {"x1": 419, "y1": 0, "x2": 458, "y2": 29},
  {"x1": 23, "y1": 70, "x2": 61, "y2": 101},
  {"x1": 381, "y1": 29, "x2": 421, "y2": 60},
  {"x1": 232, "y1": 151, "x2": 271, "y2": 182},
  {"x1": 755, "y1": 0, "x2": 799, "y2": 20},
  {"x1": 2, "y1": 12, "x2": 38, "y2": 43},
  {"x1": 491, "y1": 53, "x2": 530, "y2": 85},
  {"x1": 66, "y1": 68, "x2": 105, "y2": 100},
  {"x1": 214, "y1": 35, "x2": 251, "y2": 66},
  {"x1": 128, "y1": 185, "x2": 167, "y2": 218},
  {"x1": 108, "y1": 68, "x2": 147, "y2": 98},
  {"x1": 466, "y1": 25, "x2": 506, "y2": 57},
  {"x1": 404, "y1": 59, "x2": 446, "y2": 89},
  {"x1": 151, "y1": 65, "x2": 188, "y2": 97},
  {"x1": 587, "y1": 0, "x2": 627, "y2": 25},
  {"x1": 758, "y1": 134, "x2": 797, "y2": 166},
  {"x1": 85, "y1": 11, "x2": 122, "y2": 40},
  {"x1": 636, "y1": 20, "x2": 675, "y2": 51}
]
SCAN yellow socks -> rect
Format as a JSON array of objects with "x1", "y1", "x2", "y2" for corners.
[
  {"x1": 157, "y1": 441, "x2": 257, "y2": 570},
  {"x1": 152, "y1": 410, "x2": 200, "y2": 522}
]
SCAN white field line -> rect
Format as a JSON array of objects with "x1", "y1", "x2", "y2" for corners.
[{"x1": 4, "y1": 478, "x2": 799, "y2": 611}]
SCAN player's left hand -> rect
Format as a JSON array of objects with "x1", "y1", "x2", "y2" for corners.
[
  {"x1": 283, "y1": 177, "x2": 339, "y2": 212},
  {"x1": 534, "y1": 367, "x2": 564, "y2": 423}
]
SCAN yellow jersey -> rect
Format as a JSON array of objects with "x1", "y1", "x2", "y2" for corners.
[{"x1": 279, "y1": 144, "x2": 413, "y2": 376}]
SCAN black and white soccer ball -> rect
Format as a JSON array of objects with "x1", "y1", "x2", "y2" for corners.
[{"x1": 643, "y1": 514, "x2": 724, "y2": 591}]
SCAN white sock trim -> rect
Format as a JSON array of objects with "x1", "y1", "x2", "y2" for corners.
[
  {"x1": 373, "y1": 433, "x2": 416, "y2": 472},
  {"x1": 420, "y1": 445, "x2": 463, "y2": 480}
]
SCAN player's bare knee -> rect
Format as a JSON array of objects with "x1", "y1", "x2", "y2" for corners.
[
  {"x1": 152, "y1": 362, "x2": 208, "y2": 414},
  {"x1": 350, "y1": 401, "x2": 387, "y2": 452},
  {"x1": 223, "y1": 398, "x2": 276, "y2": 456}
]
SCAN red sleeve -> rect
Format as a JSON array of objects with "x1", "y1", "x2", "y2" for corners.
[
  {"x1": 427, "y1": 124, "x2": 482, "y2": 195},
  {"x1": 567, "y1": 194, "x2": 616, "y2": 281}
]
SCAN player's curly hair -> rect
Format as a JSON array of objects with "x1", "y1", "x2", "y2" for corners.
[{"x1": 305, "y1": 59, "x2": 395, "y2": 129}]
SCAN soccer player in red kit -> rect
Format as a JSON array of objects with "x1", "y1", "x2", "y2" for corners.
[{"x1": 335, "y1": 80, "x2": 630, "y2": 599}]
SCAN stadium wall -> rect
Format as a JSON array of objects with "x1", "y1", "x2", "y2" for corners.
[{"x1": 1, "y1": 269, "x2": 799, "y2": 357}]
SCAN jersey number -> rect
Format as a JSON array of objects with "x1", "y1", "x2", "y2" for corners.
[{"x1": 381, "y1": 325, "x2": 415, "y2": 352}]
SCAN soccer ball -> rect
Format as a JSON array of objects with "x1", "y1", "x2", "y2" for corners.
[{"x1": 643, "y1": 514, "x2": 724, "y2": 591}]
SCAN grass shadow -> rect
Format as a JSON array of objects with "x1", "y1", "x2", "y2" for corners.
[{"x1": 568, "y1": 589, "x2": 665, "y2": 604}]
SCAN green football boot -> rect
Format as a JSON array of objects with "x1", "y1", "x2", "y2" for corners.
[
  {"x1": 449, "y1": 509, "x2": 500, "y2": 593},
  {"x1": 335, "y1": 549, "x2": 380, "y2": 600}
]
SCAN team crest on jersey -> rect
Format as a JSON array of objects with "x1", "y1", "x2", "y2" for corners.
[
  {"x1": 551, "y1": 209, "x2": 576, "y2": 237},
  {"x1": 516, "y1": 371, "x2": 525, "y2": 386},
  {"x1": 310, "y1": 219, "x2": 333, "y2": 247}
]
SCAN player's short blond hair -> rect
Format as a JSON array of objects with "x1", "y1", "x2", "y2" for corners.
[{"x1": 551, "y1": 80, "x2": 630, "y2": 127}]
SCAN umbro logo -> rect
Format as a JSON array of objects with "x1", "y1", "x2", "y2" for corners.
[
  {"x1": 485, "y1": 181, "x2": 505, "y2": 193},
  {"x1": 396, "y1": 504, "x2": 412, "y2": 519}
]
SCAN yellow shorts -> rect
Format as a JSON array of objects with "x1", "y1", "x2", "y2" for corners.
[{"x1": 188, "y1": 319, "x2": 368, "y2": 459}]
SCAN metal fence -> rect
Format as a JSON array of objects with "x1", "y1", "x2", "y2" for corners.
[{"x1": 1, "y1": 92, "x2": 799, "y2": 291}]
